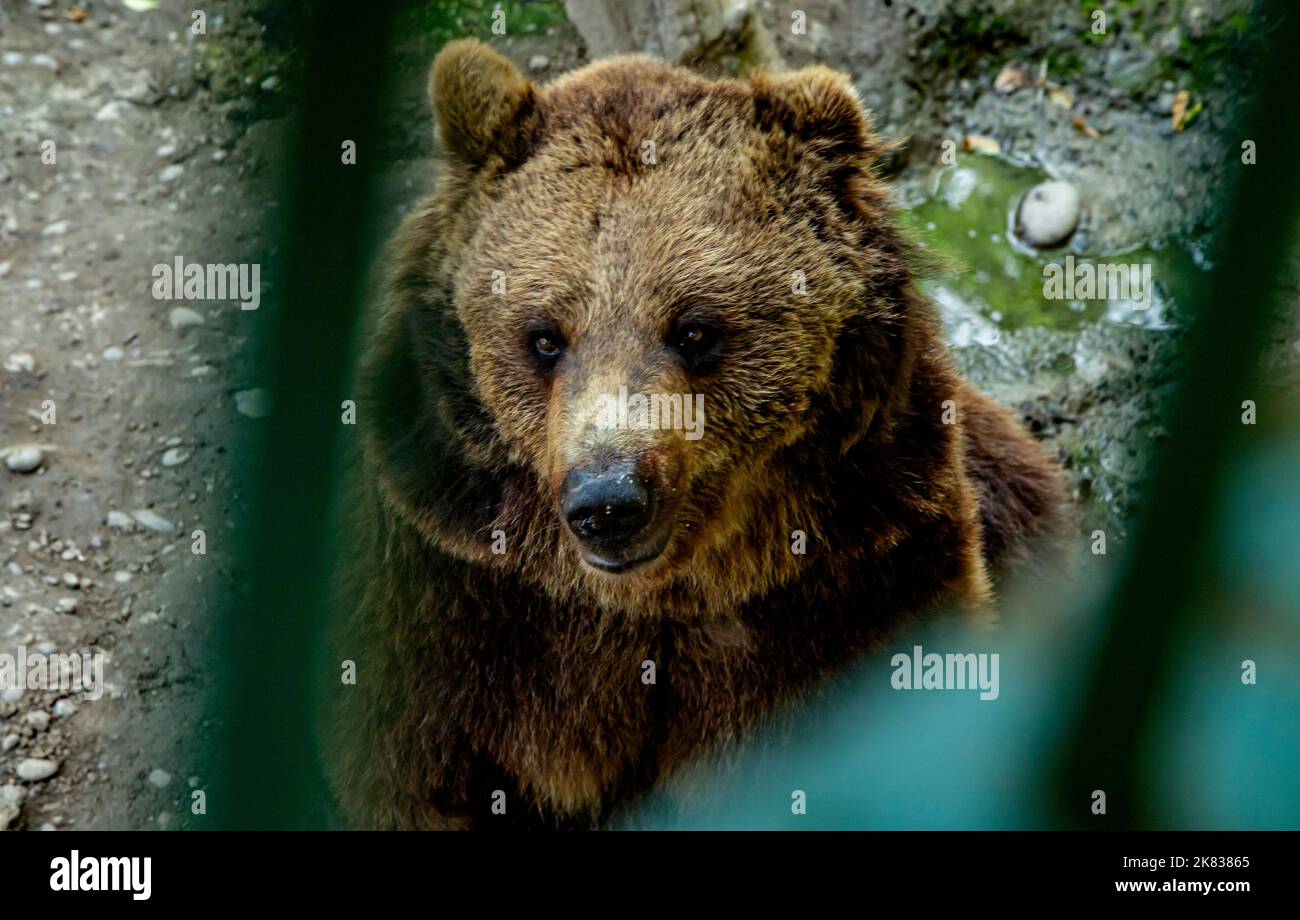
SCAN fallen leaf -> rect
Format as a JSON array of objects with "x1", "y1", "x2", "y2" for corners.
[
  {"x1": 1071, "y1": 116, "x2": 1101, "y2": 139},
  {"x1": 1171, "y1": 90, "x2": 1191, "y2": 132},
  {"x1": 994, "y1": 64, "x2": 1029, "y2": 94},
  {"x1": 63, "y1": 5, "x2": 89, "y2": 21},
  {"x1": 962, "y1": 134, "x2": 1001, "y2": 156},
  {"x1": 1049, "y1": 86, "x2": 1075, "y2": 108}
]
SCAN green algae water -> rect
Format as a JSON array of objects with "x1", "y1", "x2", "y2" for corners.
[{"x1": 900, "y1": 156, "x2": 1207, "y2": 335}]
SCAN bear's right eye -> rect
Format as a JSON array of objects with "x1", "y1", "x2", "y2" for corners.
[{"x1": 530, "y1": 331, "x2": 565, "y2": 366}]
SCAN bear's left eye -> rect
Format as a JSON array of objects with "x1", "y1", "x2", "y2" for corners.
[{"x1": 668, "y1": 321, "x2": 721, "y2": 371}]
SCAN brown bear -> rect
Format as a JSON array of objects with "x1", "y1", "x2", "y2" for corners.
[{"x1": 325, "y1": 39, "x2": 1067, "y2": 829}]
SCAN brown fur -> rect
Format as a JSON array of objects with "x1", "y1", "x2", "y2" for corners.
[{"x1": 325, "y1": 41, "x2": 1067, "y2": 829}]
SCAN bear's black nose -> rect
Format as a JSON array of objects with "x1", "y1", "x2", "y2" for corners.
[{"x1": 562, "y1": 463, "x2": 653, "y2": 550}]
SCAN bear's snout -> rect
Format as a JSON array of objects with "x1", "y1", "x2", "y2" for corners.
[{"x1": 561, "y1": 461, "x2": 669, "y2": 573}]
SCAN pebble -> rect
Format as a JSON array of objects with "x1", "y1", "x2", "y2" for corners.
[
  {"x1": 131, "y1": 509, "x2": 175, "y2": 533},
  {"x1": 159, "y1": 164, "x2": 184, "y2": 183},
  {"x1": 168, "y1": 306, "x2": 205, "y2": 331},
  {"x1": 5, "y1": 446, "x2": 43, "y2": 473},
  {"x1": 24, "y1": 711, "x2": 50, "y2": 732},
  {"x1": 61, "y1": 572, "x2": 79, "y2": 588},
  {"x1": 56, "y1": 597, "x2": 78, "y2": 614},
  {"x1": 16, "y1": 758, "x2": 59, "y2": 782},
  {"x1": 0, "y1": 784, "x2": 21, "y2": 830},
  {"x1": 41, "y1": 220, "x2": 69, "y2": 237},
  {"x1": 148, "y1": 768, "x2": 172, "y2": 789},
  {"x1": 53, "y1": 699, "x2": 78, "y2": 718},
  {"x1": 161, "y1": 447, "x2": 190, "y2": 467},
  {"x1": 528, "y1": 54, "x2": 550, "y2": 72},
  {"x1": 234, "y1": 388, "x2": 272, "y2": 418},
  {"x1": 0, "y1": 734, "x2": 17, "y2": 753},
  {"x1": 106, "y1": 510, "x2": 133, "y2": 529},
  {"x1": 4, "y1": 352, "x2": 35, "y2": 373},
  {"x1": 102, "y1": 345, "x2": 124, "y2": 361},
  {"x1": 1016, "y1": 180, "x2": 1081, "y2": 249},
  {"x1": 260, "y1": 75, "x2": 280, "y2": 92}
]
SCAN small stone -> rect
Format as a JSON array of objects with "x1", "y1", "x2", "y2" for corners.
[
  {"x1": 23, "y1": 711, "x2": 50, "y2": 732},
  {"x1": 56, "y1": 597, "x2": 78, "y2": 614},
  {"x1": 1016, "y1": 180, "x2": 1081, "y2": 249},
  {"x1": 102, "y1": 345, "x2": 124, "y2": 361},
  {"x1": 52, "y1": 699, "x2": 78, "y2": 718},
  {"x1": 168, "y1": 306, "x2": 204, "y2": 331},
  {"x1": 260, "y1": 75, "x2": 280, "y2": 92},
  {"x1": 61, "y1": 572, "x2": 79, "y2": 588},
  {"x1": 131, "y1": 509, "x2": 175, "y2": 533},
  {"x1": 234, "y1": 388, "x2": 272, "y2": 418},
  {"x1": 155, "y1": 143, "x2": 178, "y2": 159},
  {"x1": 16, "y1": 758, "x2": 59, "y2": 782},
  {"x1": 159, "y1": 164, "x2": 184, "y2": 183},
  {"x1": 5, "y1": 446, "x2": 43, "y2": 473},
  {"x1": 106, "y1": 510, "x2": 133, "y2": 529},
  {"x1": 148, "y1": 768, "x2": 172, "y2": 788},
  {"x1": 0, "y1": 734, "x2": 18, "y2": 753},
  {"x1": 160, "y1": 447, "x2": 191, "y2": 467},
  {"x1": 528, "y1": 54, "x2": 550, "y2": 72},
  {"x1": 0, "y1": 784, "x2": 22, "y2": 829},
  {"x1": 211, "y1": 149, "x2": 228, "y2": 163},
  {"x1": 4, "y1": 353, "x2": 35, "y2": 373},
  {"x1": 41, "y1": 220, "x2": 69, "y2": 237}
]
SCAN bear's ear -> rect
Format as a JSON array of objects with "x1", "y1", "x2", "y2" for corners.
[
  {"x1": 430, "y1": 39, "x2": 540, "y2": 168},
  {"x1": 750, "y1": 66, "x2": 877, "y2": 164}
]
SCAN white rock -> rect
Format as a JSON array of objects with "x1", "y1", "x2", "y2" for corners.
[
  {"x1": 234, "y1": 388, "x2": 272, "y2": 418},
  {"x1": 4, "y1": 446, "x2": 43, "y2": 473},
  {"x1": 41, "y1": 220, "x2": 69, "y2": 237},
  {"x1": 528, "y1": 54, "x2": 550, "y2": 72},
  {"x1": 4, "y1": 352, "x2": 35, "y2": 373},
  {"x1": 131, "y1": 509, "x2": 175, "y2": 533},
  {"x1": 16, "y1": 758, "x2": 59, "y2": 782},
  {"x1": 159, "y1": 164, "x2": 184, "y2": 183},
  {"x1": 161, "y1": 447, "x2": 190, "y2": 467},
  {"x1": 52, "y1": 699, "x2": 78, "y2": 718},
  {"x1": 102, "y1": 345, "x2": 124, "y2": 361},
  {"x1": 23, "y1": 710, "x2": 50, "y2": 732},
  {"x1": 168, "y1": 306, "x2": 204, "y2": 330},
  {"x1": 106, "y1": 510, "x2": 134, "y2": 529},
  {"x1": 0, "y1": 784, "x2": 21, "y2": 829},
  {"x1": 148, "y1": 768, "x2": 172, "y2": 788},
  {"x1": 1016, "y1": 180, "x2": 1081, "y2": 249}
]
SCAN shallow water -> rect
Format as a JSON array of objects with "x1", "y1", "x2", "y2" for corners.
[{"x1": 898, "y1": 157, "x2": 1208, "y2": 339}]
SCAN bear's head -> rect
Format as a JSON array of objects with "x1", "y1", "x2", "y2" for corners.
[{"x1": 364, "y1": 41, "x2": 930, "y2": 617}]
